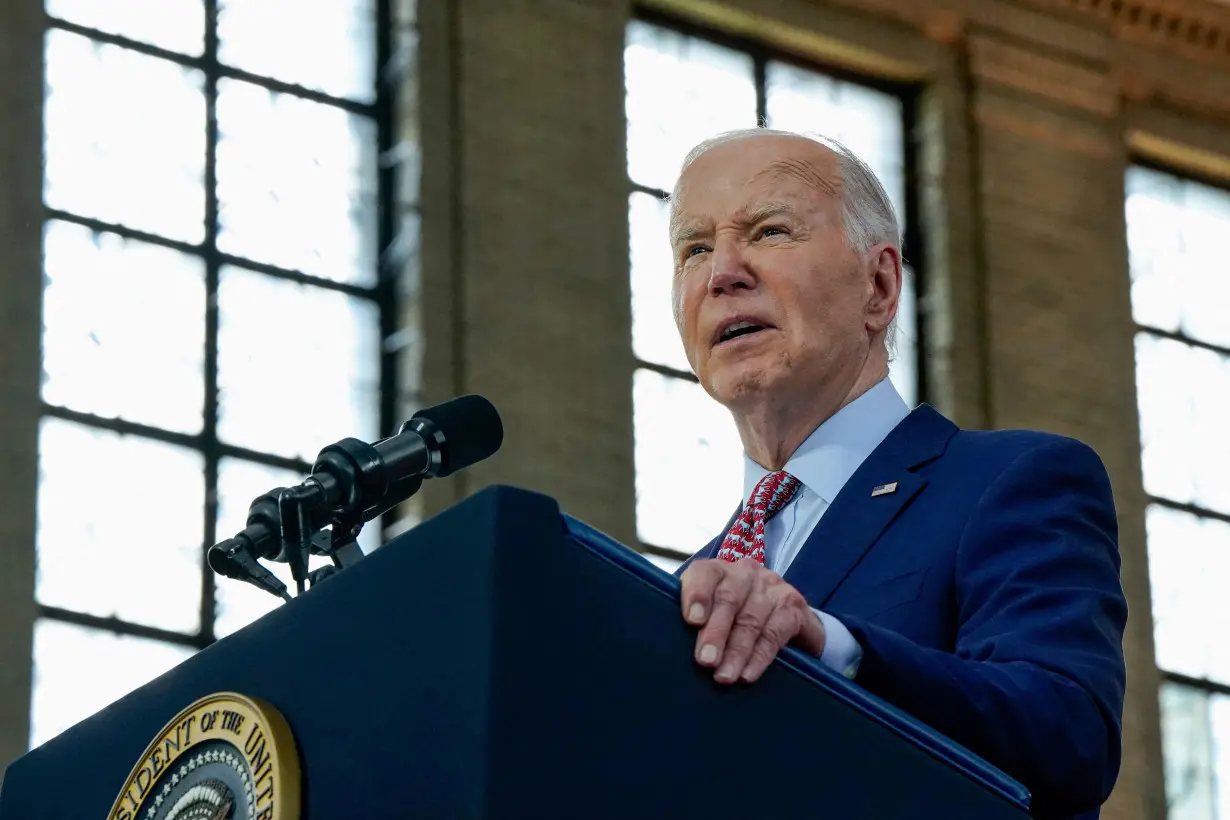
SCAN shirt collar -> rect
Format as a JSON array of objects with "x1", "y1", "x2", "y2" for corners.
[{"x1": 741, "y1": 377, "x2": 912, "y2": 504}]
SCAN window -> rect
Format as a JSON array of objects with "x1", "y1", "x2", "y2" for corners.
[
  {"x1": 1127, "y1": 164, "x2": 1230, "y2": 819},
  {"x1": 623, "y1": 16, "x2": 920, "y2": 568},
  {"x1": 31, "y1": 0, "x2": 402, "y2": 748}
]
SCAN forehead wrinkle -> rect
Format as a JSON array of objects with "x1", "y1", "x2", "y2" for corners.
[
  {"x1": 669, "y1": 150, "x2": 837, "y2": 246},
  {"x1": 735, "y1": 199, "x2": 801, "y2": 224},
  {"x1": 751, "y1": 157, "x2": 840, "y2": 199},
  {"x1": 669, "y1": 207, "x2": 706, "y2": 248}
]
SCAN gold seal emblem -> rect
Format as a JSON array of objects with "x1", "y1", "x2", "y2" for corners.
[{"x1": 107, "y1": 692, "x2": 300, "y2": 820}]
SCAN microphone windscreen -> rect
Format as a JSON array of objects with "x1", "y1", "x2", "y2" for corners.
[{"x1": 412, "y1": 394, "x2": 503, "y2": 477}]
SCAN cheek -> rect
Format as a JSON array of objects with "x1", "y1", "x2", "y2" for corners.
[
  {"x1": 784, "y1": 284, "x2": 857, "y2": 349},
  {"x1": 672, "y1": 274, "x2": 698, "y2": 335}
]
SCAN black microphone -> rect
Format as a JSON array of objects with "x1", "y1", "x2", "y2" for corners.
[
  {"x1": 305, "y1": 393, "x2": 504, "y2": 524},
  {"x1": 207, "y1": 394, "x2": 503, "y2": 581},
  {"x1": 207, "y1": 489, "x2": 291, "y2": 588},
  {"x1": 208, "y1": 531, "x2": 293, "y2": 602}
]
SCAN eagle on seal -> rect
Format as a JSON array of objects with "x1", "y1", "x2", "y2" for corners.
[{"x1": 162, "y1": 779, "x2": 235, "y2": 820}]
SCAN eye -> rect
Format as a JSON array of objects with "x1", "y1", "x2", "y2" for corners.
[
  {"x1": 684, "y1": 244, "x2": 710, "y2": 259},
  {"x1": 758, "y1": 225, "x2": 788, "y2": 239}
]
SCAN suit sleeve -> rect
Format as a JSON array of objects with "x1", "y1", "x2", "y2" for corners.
[{"x1": 831, "y1": 438, "x2": 1127, "y2": 817}]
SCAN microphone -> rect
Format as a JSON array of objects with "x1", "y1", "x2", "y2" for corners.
[
  {"x1": 207, "y1": 488, "x2": 292, "y2": 594},
  {"x1": 303, "y1": 392, "x2": 504, "y2": 526},
  {"x1": 208, "y1": 395, "x2": 503, "y2": 592}
]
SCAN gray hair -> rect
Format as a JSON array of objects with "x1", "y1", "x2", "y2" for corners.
[
  {"x1": 672, "y1": 128, "x2": 903, "y2": 357},
  {"x1": 674, "y1": 128, "x2": 901, "y2": 252}
]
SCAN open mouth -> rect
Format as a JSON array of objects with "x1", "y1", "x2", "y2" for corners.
[{"x1": 716, "y1": 320, "x2": 770, "y2": 345}]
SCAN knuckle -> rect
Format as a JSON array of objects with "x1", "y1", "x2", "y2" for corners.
[
  {"x1": 724, "y1": 629, "x2": 753, "y2": 654},
  {"x1": 734, "y1": 558, "x2": 760, "y2": 576},
  {"x1": 750, "y1": 639, "x2": 776, "y2": 665},
  {"x1": 682, "y1": 559, "x2": 712, "y2": 583},
  {"x1": 777, "y1": 584, "x2": 806, "y2": 609},
  {"x1": 761, "y1": 616, "x2": 797, "y2": 648},
  {"x1": 760, "y1": 624, "x2": 789, "y2": 647},
  {"x1": 733, "y1": 608, "x2": 765, "y2": 632}
]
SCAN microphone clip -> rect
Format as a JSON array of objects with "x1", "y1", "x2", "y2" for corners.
[{"x1": 208, "y1": 540, "x2": 292, "y2": 603}]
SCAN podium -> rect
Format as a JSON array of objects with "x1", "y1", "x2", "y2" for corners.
[{"x1": 1, "y1": 486, "x2": 1031, "y2": 818}]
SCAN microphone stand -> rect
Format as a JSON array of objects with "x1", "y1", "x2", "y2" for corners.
[
  {"x1": 210, "y1": 472, "x2": 425, "y2": 603},
  {"x1": 211, "y1": 396, "x2": 485, "y2": 602}
]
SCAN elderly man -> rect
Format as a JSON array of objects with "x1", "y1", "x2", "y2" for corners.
[{"x1": 670, "y1": 129, "x2": 1126, "y2": 820}]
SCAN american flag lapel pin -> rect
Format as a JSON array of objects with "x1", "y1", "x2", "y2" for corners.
[{"x1": 871, "y1": 482, "x2": 898, "y2": 497}]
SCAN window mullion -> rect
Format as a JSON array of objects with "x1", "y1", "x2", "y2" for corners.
[{"x1": 199, "y1": 0, "x2": 221, "y2": 646}]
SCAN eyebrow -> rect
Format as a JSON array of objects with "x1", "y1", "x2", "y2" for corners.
[{"x1": 670, "y1": 200, "x2": 801, "y2": 248}]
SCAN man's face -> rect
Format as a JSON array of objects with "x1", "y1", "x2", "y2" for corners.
[{"x1": 670, "y1": 135, "x2": 891, "y2": 411}]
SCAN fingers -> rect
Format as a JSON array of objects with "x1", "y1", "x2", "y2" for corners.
[
  {"x1": 693, "y1": 561, "x2": 756, "y2": 671},
  {"x1": 713, "y1": 573, "x2": 777, "y2": 682},
  {"x1": 680, "y1": 559, "x2": 724, "y2": 627},
  {"x1": 739, "y1": 604, "x2": 810, "y2": 683},
  {"x1": 679, "y1": 559, "x2": 823, "y2": 685}
]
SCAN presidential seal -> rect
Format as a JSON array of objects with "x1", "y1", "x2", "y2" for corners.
[{"x1": 107, "y1": 692, "x2": 300, "y2": 820}]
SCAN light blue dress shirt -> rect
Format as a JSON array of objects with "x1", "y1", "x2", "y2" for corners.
[{"x1": 741, "y1": 377, "x2": 911, "y2": 678}]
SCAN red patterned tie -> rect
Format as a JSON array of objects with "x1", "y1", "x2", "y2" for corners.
[{"x1": 716, "y1": 470, "x2": 802, "y2": 564}]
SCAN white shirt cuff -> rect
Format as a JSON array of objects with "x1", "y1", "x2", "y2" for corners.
[{"x1": 812, "y1": 609, "x2": 863, "y2": 680}]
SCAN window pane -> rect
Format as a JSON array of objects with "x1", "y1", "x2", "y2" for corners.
[
  {"x1": 624, "y1": 21, "x2": 757, "y2": 192},
  {"x1": 36, "y1": 419, "x2": 204, "y2": 633},
  {"x1": 765, "y1": 62, "x2": 907, "y2": 227},
  {"x1": 1135, "y1": 334, "x2": 1230, "y2": 514},
  {"x1": 216, "y1": 79, "x2": 378, "y2": 286},
  {"x1": 634, "y1": 369, "x2": 742, "y2": 553},
  {"x1": 889, "y1": 263, "x2": 918, "y2": 409},
  {"x1": 41, "y1": 221, "x2": 206, "y2": 433},
  {"x1": 216, "y1": 267, "x2": 381, "y2": 460},
  {"x1": 1147, "y1": 505, "x2": 1230, "y2": 683},
  {"x1": 629, "y1": 192, "x2": 689, "y2": 372},
  {"x1": 30, "y1": 620, "x2": 193, "y2": 749},
  {"x1": 1127, "y1": 167, "x2": 1230, "y2": 348},
  {"x1": 218, "y1": 0, "x2": 376, "y2": 102},
  {"x1": 44, "y1": 30, "x2": 206, "y2": 242},
  {"x1": 46, "y1": 0, "x2": 205, "y2": 55},
  {"x1": 1161, "y1": 681, "x2": 1230, "y2": 820}
]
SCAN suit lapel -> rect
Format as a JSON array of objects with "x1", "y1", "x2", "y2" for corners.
[{"x1": 782, "y1": 405, "x2": 958, "y2": 608}]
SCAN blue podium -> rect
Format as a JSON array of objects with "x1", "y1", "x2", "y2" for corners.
[{"x1": 0, "y1": 486, "x2": 1031, "y2": 818}]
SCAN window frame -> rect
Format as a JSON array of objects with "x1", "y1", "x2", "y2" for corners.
[
  {"x1": 37, "y1": 0, "x2": 398, "y2": 652},
  {"x1": 627, "y1": 8, "x2": 926, "y2": 562},
  {"x1": 1129, "y1": 154, "x2": 1230, "y2": 701}
]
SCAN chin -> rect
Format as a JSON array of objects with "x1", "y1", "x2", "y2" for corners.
[{"x1": 704, "y1": 366, "x2": 775, "y2": 408}]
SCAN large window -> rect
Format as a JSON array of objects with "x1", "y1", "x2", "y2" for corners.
[
  {"x1": 623, "y1": 16, "x2": 920, "y2": 568},
  {"x1": 1127, "y1": 164, "x2": 1230, "y2": 818},
  {"x1": 31, "y1": 0, "x2": 401, "y2": 748}
]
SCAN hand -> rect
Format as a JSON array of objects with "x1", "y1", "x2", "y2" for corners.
[{"x1": 680, "y1": 557, "x2": 826, "y2": 684}]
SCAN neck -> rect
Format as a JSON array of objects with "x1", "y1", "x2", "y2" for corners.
[{"x1": 733, "y1": 357, "x2": 888, "y2": 471}]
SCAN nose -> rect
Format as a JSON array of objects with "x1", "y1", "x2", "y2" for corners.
[{"x1": 707, "y1": 234, "x2": 756, "y2": 296}]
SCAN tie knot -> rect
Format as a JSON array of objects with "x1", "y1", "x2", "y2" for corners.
[
  {"x1": 714, "y1": 469, "x2": 802, "y2": 565},
  {"x1": 749, "y1": 470, "x2": 801, "y2": 519}
]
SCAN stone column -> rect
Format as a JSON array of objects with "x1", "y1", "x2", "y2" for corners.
[
  {"x1": 964, "y1": 18, "x2": 1164, "y2": 819},
  {"x1": 414, "y1": 0, "x2": 638, "y2": 543},
  {"x1": 0, "y1": 0, "x2": 44, "y2": 775}
]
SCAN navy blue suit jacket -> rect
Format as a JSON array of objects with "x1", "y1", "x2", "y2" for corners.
[{"x1": 679, "y1": 405, "x2": 1127, "y2": 819}]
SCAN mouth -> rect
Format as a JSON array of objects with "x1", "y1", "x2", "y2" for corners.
[{"x1": 713, "y1": 317, "x2": 775, "y2": 347}]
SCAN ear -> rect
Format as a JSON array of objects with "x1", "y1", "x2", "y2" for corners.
[{"x1": 864, "y1": 244, "x2": 902, "y2": 335}]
